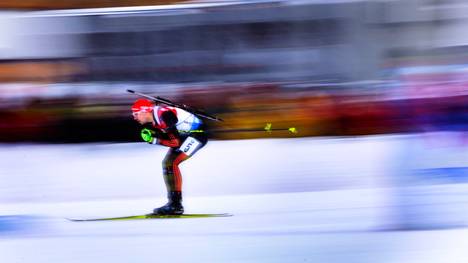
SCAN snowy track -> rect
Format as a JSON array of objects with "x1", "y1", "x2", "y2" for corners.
[{"x1": 1, "y1": 135, "x2": 468, "y2": 262}]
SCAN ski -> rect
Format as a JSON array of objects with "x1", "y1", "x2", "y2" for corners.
[
  {"x1": 127, "y1": 89, "x2": 224, "y2": 122},
  {"x1": 68, "y1": 213, "x2": 233, "y2": 222}
]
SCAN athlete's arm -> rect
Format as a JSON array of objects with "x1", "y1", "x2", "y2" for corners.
[{"x1": 155, "y1": 110, "x2": 181, "y2": 147}]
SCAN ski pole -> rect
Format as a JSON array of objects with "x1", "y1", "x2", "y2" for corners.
[{"x1": 185, "y1": 123, "x2": 297, "y2": 134}]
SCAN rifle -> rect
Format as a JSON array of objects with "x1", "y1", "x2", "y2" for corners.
[{"x1": 127, "y1": 89, "x2": 224, "y2": 122}]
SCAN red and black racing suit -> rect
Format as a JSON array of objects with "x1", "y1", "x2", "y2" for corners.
[{"x1": 149, "y1": 106, "x2": 208, "y2": 193}]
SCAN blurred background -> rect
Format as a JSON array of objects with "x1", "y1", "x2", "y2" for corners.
[
  {"x1": 1, "y1": 1, "x2": 468, "y2": 262},
  {"x1": 0, "y1": 0, "x2": 466, "y2": 143}
]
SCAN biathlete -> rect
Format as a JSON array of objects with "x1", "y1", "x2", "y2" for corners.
[{"x1": 131, "y1": 98, "x2": 208, "y2": 215}]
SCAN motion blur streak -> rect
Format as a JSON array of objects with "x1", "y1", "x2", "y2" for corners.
[{"x1": 0, "y1": 1, "x2": 467, "y2": 263}]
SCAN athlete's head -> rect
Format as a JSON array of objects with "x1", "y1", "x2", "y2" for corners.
[{"x1": 131, "y1": 99, "x2": 154, "y2": 124}]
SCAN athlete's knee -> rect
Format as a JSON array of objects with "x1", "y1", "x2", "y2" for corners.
[
  {"x1": 162, "y1": 153, "x2": 175, "y2": 165},
  {"x1": 162, "y1": 164, "x2": 172, "y2": 174}
]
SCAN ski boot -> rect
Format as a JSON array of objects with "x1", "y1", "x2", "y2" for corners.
[{"x1": 152, "y1": 191, "x2": 184, "y2": 215}]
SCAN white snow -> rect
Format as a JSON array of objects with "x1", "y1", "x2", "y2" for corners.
[{"x1": 1, "y1": 134, "x2": 468, "y2": 262}]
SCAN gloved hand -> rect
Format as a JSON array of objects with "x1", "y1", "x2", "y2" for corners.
[{"x1": 140, "y1": 128, "x2": 156, "y2": 143}]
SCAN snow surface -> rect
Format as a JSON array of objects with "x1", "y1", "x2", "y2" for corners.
[{"x1": 1, "y1": 134, "x2": 468, "y2": 263}]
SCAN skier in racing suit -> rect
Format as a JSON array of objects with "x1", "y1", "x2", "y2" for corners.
[{"x1": 131, "y1": 98, "x2": 208, "y2": 215}]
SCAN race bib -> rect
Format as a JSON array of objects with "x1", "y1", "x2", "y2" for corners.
[{"x1": 179, "y1": 137, "x2": 202, "y2": 156}]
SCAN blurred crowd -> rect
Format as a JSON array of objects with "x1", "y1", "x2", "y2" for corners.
[
  {"x1": 0, "y1": 0, "x2": 467, "y2": 143},
  {"x1": 0, "y1": 76, "x2": 466, "y2": 143}
]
